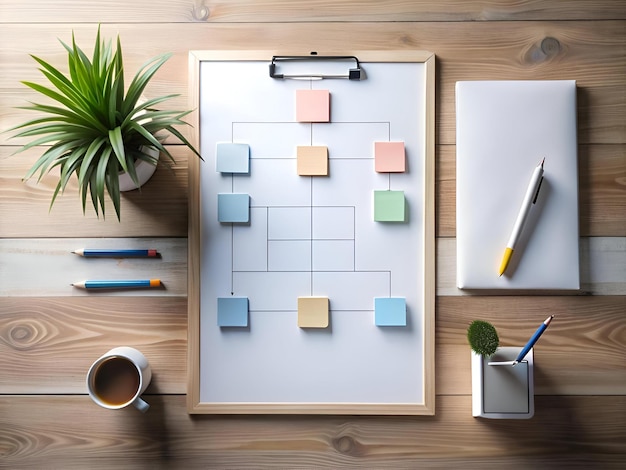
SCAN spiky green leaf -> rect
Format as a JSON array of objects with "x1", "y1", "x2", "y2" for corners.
[
  {"x1": 123, "y1": 53, "x2": 171, "y2": 116},
  {"x1": 108, "y1": 126, "x2": 128, "y2": 173},
  {"x1": 94, "y1": 147, "x2": 112, "y2": 218}
]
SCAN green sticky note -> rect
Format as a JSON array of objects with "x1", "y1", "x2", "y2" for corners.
[{"x1": 374, "y1": 190, "x2": 405, "y2": 222}]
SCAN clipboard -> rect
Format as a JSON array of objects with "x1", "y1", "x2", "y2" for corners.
[{"x1": 187, "y1": 50, "x2": 435, "y2": 415}]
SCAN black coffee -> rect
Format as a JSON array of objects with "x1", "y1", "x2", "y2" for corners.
[{"x1": 93, "y1": 357, "x2": 140, "y2": 406}]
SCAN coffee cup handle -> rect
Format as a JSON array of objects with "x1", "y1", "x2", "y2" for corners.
[{"x1": 132, "y1": 396, "x2": 150, "y2": 413}]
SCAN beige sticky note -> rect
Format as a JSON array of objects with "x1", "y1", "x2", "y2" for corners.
[
  {"x1": 296, "y1": 89, "x2": 330, "y2": 122},
  {"x1": 297, "y1": 146, "x2": 328, "y2": 176},
  {"x1": 297, "y1": 296, "x2": 329, "y2": 328}
]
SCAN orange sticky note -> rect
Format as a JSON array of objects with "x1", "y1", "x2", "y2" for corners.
[
  {"x1": 297, "y1": 296, "x2": 329, "y2": 328},
  {"x1": 374, "y1": 141, "x2": 406, "y2": 173},
  {"x1": 297, "y1": 146, "x2": 328, "y2": 176},
  {"x1": 296, "y1": 89, "x2": 330, "y2": 122}
]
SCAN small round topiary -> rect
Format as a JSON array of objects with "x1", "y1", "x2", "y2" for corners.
[{"x1": 467, "y1": 320, "x2": 499, "y2": 357}]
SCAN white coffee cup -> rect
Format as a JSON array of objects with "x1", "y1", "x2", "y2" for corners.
[{"x1": 86, "y1": 347, "x2": 152, "y2": 412}]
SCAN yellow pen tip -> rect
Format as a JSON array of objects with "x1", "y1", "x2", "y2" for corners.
[{"x1": 498, "y1": 248, "x2": 514, "y2": 276}]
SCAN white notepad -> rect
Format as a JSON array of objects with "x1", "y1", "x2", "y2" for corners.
[{"x1": 456, "y1": 81, "x2": 580, "y2": 289}]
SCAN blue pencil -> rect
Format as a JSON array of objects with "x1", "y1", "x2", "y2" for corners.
[
  {"x1": 514, "y1": 315, "x2": 554, "y2": 364},
  {"x1": 72, "y1": 249, "x2": 158, "y2": 257},
  {"x1": 71, "y1": 279, "x2": 162, "y2": 289}
]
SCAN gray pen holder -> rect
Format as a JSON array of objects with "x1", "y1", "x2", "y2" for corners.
[{"x1": 471, "y1": 346, "x2": 534, "y2": 419}]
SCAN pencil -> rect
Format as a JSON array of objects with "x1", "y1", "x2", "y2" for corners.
[
  {"x1": 71, "y1": 279, "x2": 162, "y2": 289},
  {"x1": 72, "y1": 249, "x2": 159, "y2": 257}
]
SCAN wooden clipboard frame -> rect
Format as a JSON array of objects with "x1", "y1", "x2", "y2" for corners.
[{"x1": 187, "y1": 50, "x2": 435, "y2": 415}]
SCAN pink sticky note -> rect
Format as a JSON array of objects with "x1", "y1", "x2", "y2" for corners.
[
  {"x1": 296, "y1": 89, "x2": 330, "y2": 122},
  {"x1": 374, "y1": 141, "x2": 406, "y2": 173}
]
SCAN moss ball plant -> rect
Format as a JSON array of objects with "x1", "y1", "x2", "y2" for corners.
[{"x1": 467, "y1": 320, "x2": 499, "y2": 357}]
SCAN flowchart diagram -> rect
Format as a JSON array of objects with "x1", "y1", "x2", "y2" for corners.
[{"x1": 214, "y1": 87, "x2": 413, "y2": 329}]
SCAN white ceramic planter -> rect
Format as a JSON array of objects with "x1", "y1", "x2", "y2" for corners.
[{"x1": 118, "y1": 146, "x2": 160, "y2": 191}]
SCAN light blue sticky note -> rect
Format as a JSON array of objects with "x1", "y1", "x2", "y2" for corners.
[
  {"x1": 375, "y1": 297, "x2": 407, "y2": 326},
  {"x1": 217, "y1": 297, "x2": 249, "y2": 327},
  {"x1": 216, "y1": 143, "x2": 250, "y2": 174},
  {"x1": 374, "y1": 190, "x2": 406, "y2": 222},
  {"x1": 218, "y1": 193, "x2": 250, "y2": 223}
]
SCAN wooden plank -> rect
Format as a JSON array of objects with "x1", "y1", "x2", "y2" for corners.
[
  {"x1": 3, "y1": 295, "x2": 622, "y2": 396},
  {"x1": 433, "y1": 23, "x2": 626, "y2": 146},
  {"x1": 436, "y1": 296, "x2": 626, "y2": 396},
  {"x1": 437, "y1": 237, "x2": 626, "y2": 296},
  {"x1": 1, "y1": 235, "x2": 623, "y2": 298},
  {"x1": 0, "y1": 297, "x2": 187, "y2": 394},
  {"x1": 4, "y1": 142, "x2": 623, "y2": 238},
  {"x1": 580, "y1": 144, "x2": 626, "y2": 237},
  {"x1": 0, "y1": 395, "x2": 624, "y2": 468},
  {"x1": 0, "y1": 238, "x2": 187, "y2": 296},
  {"x1": 0, "y1": 146, "x2": 191, "y2": 237},
  {"x1": 1, "y1": 22, "x2": 624, "y2": 146},
  {"x1": 1, "y1": 0, "x2": 625, "y2": 23},
  {"x1": 437, "y1": 144, "x2": 626, "y2": 238},
  {"x1": 437, "y1": 146, "x2": 457, "y2": 238}
]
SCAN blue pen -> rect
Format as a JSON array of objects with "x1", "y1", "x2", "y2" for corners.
[
  {"x1": 514, "y1": 315, "x2": 554, "y2": 365},
  {"x1": 71, "y1": 279, "x2": 162, "y2": 289},
  {"x1": 72, "y1": 249, "x2": 158, "y2": 257}
]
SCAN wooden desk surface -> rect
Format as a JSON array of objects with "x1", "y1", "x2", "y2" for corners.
[{"x1": 1, "y1": 1, "x2": 625, "y2": 468}]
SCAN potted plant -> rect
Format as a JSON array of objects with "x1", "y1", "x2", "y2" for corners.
[
  {"x1": 467, "y1": 320, "x2": 499, "y2": 357},
  {"x1": 9, "y1": 27, "x2": 201, "y2": 220}
]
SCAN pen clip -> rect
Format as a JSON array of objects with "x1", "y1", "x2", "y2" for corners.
[{"x1": 532, "y1": 176, "x2": 544, "y2": 204}]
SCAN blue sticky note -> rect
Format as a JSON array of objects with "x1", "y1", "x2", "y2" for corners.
[
  {"x1": 217, "y1": 297, "x2": 249, "y2": 327},
  {"x1": 374, "y1": 297, "x2": 407, "y2": 326},
  {"x1": 216, "y1": 143, "x2": 250, "y2": 174},
  {"x1": 218, "y1": 193, "x2": 250, "y2": 223}
]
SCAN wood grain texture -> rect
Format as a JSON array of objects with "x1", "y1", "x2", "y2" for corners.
[
  {"x1": 1, "y1": 0, "x2": 625, "y2": 22},
  {"x1": 1, "y1": 395, "x2": 624, "y2": 469},
  {"x1": 0, "y1": 297, "x2": 187, "y2": 394},
  {"x1": 2, "y1": 295, "x2": 622, "y2": 397},
  {"x1": 1, "y1": 21, "x2": 624, "y2": 146},
  {"x1": 0, "y1": 146, "x2": 191, "y2": 237},
  {"x1": 579, "y1": 144, "x2": 626, "y2": 236}
]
